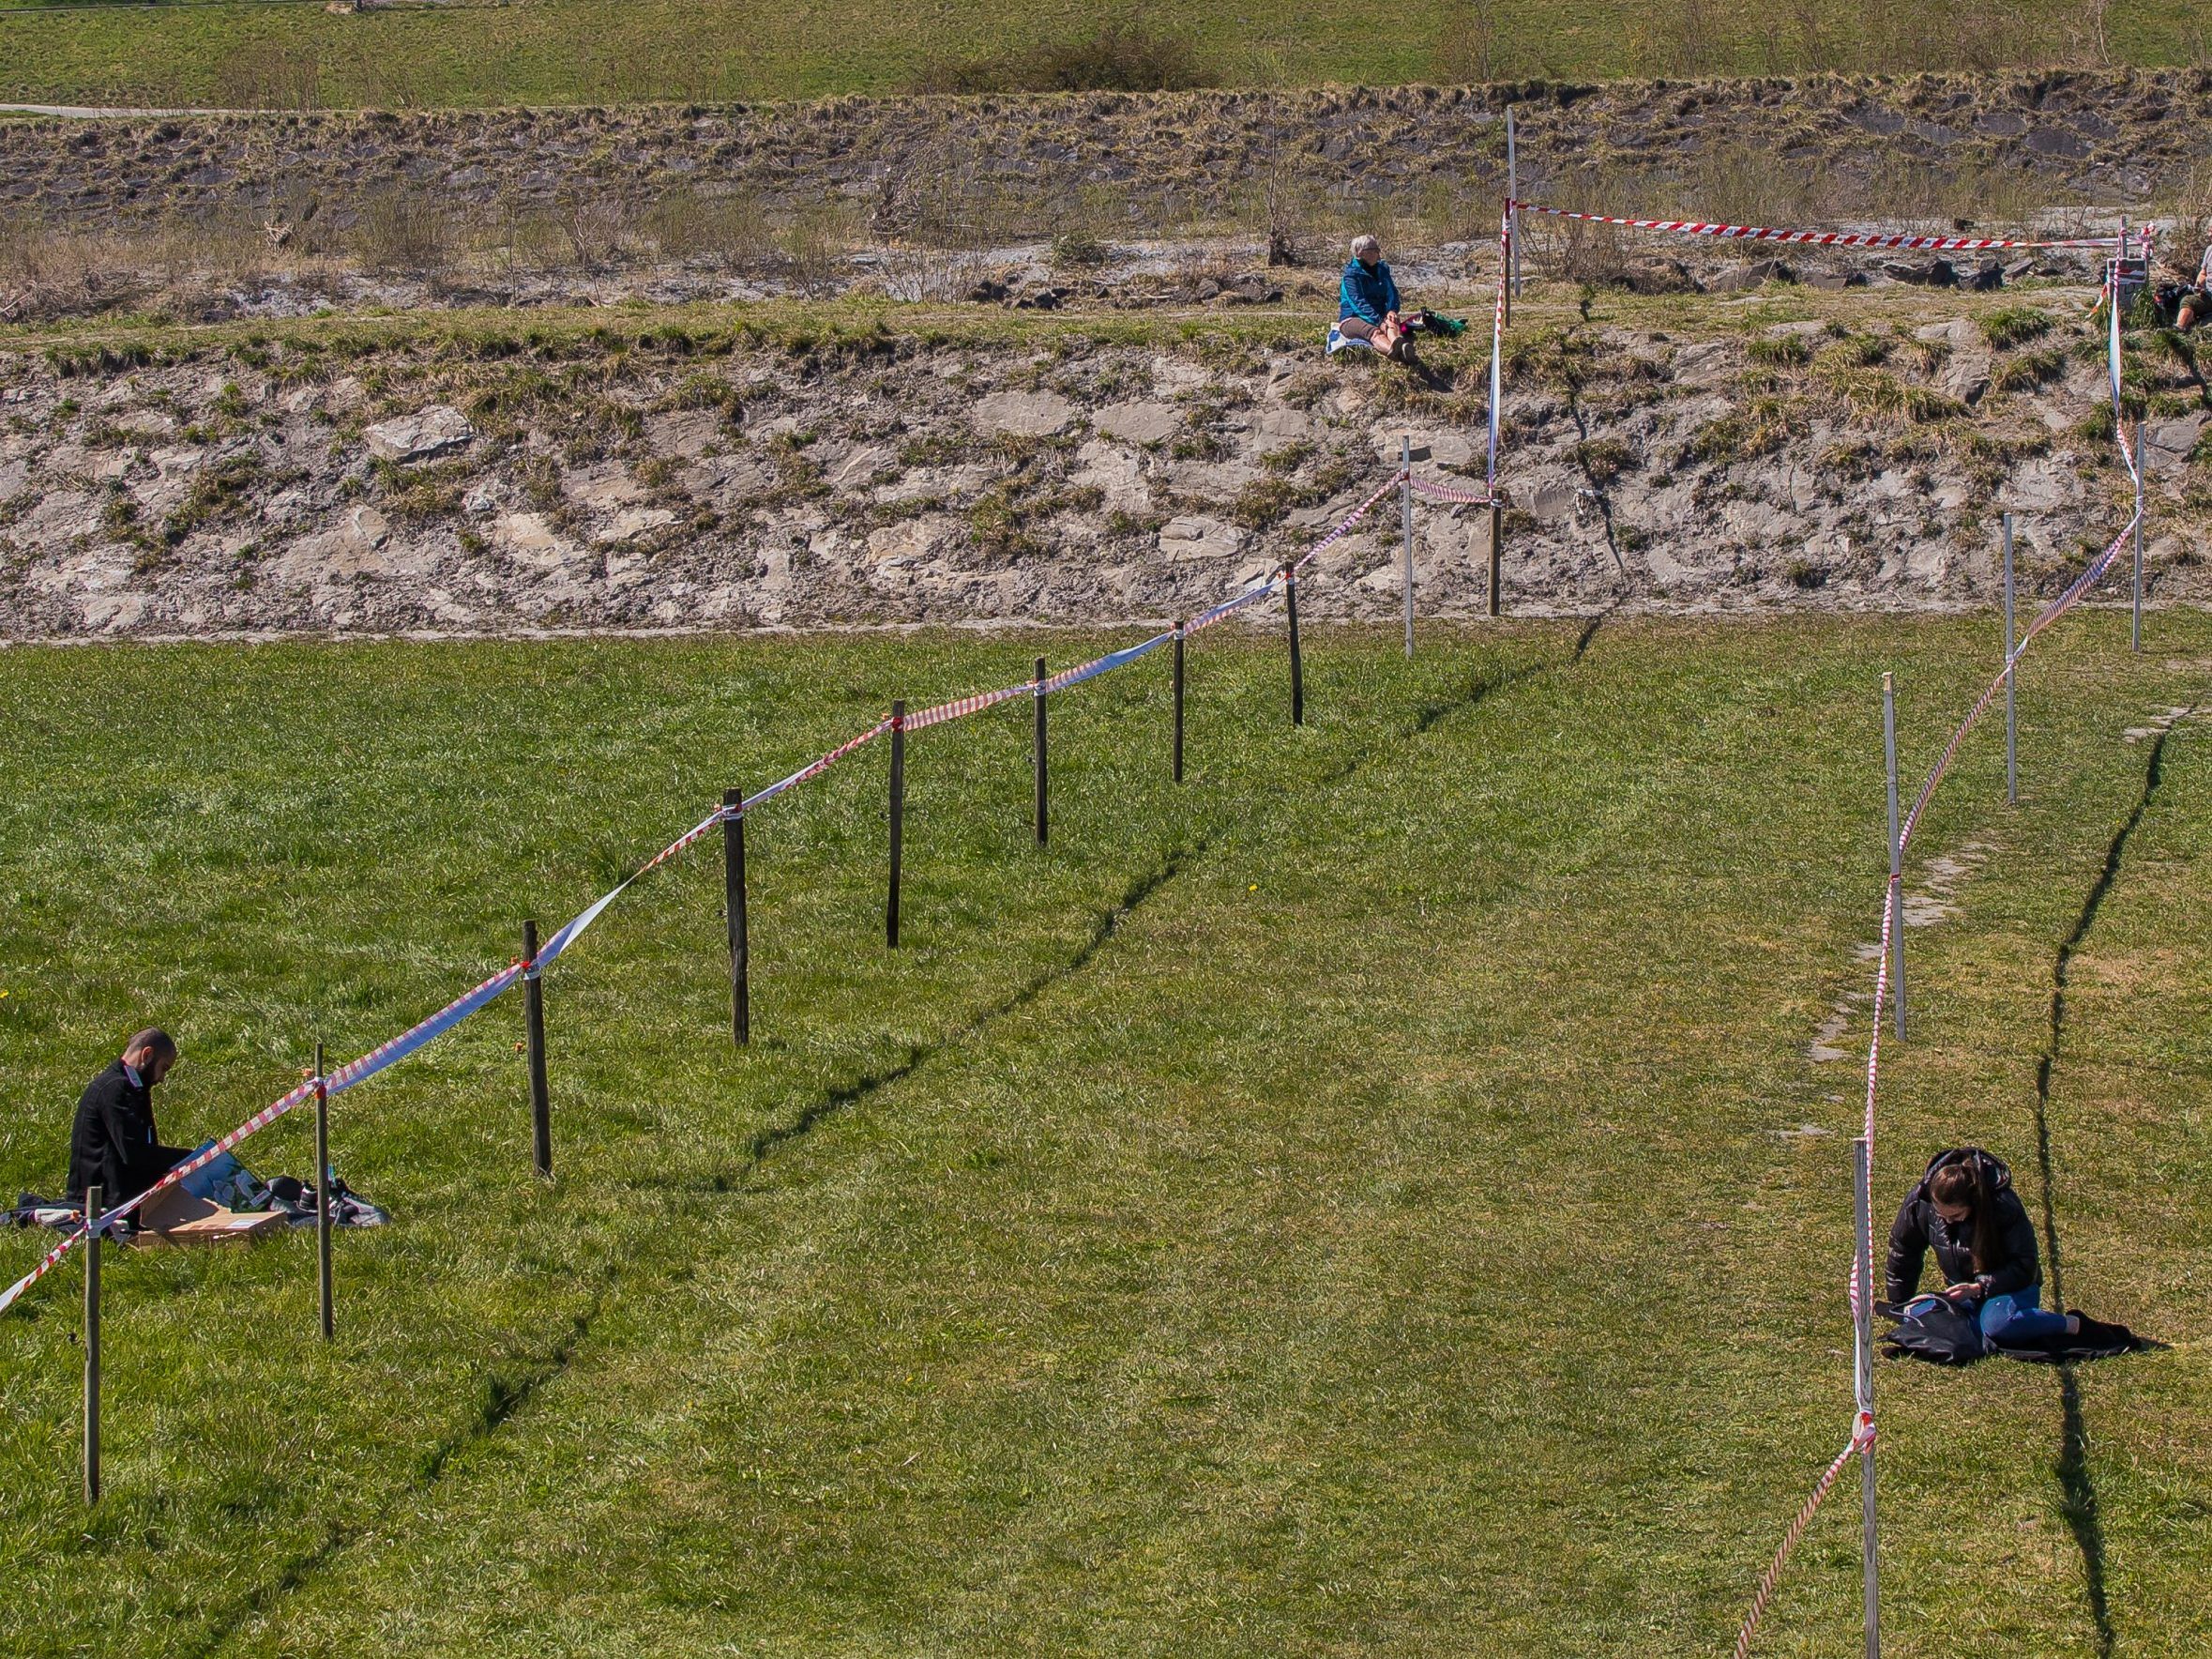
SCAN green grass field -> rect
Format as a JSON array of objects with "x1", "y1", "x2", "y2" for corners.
[
  {"x1": 0, "y1": 0, "x2": 2204, "y2": 109},
  {"x1": 2, "y1": 614, "x2": 2210, "y2": 1654}
]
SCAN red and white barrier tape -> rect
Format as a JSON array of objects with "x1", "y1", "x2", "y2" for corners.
[
  {"x1": 1510, "y1": 199, "x2": 2127, "y2": 253},
  {"x1": 1410, "y1": 475, "x2": 1493, "y2": 506},
  {"x1": 5, "y1": 458, "x2": 1458, "y2": 1322},
  {"x1": 1737, "y1": 267, "x2": 2142, "y2": 1654},
  {"x1": 1735, "y1": 1413, "x2": 1877, "y2": 1659}
]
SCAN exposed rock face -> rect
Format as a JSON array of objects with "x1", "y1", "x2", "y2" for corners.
[{"x1": 1, "y1": 302, "x2": 2202, "y2": 639}]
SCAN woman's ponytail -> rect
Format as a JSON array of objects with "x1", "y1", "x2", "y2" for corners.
[
  {"x1": 1929, "y1": 1154, "x2": 2001, "y2": 1277},
  {"x1": 1970, "y1": 1156, "x2": 1998, "y2": 1276}
]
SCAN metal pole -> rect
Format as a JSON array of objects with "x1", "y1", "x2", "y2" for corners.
[
  {"x1": 2003, "y1": 514, "x2": 2017, "y2": 806},
  {"x1": 1855, "y1": 1135, "x2": 1881, "y2": 1659},
  {"x1": 1033, "y1": 657, "x2": 1048, "y2": 845},
  {"x1": 1172, "y1": 623, "x2": 1186, "y2": 784},
  {"x1": 723, "y1": 788, "x2": 749, "y2": 1047},
  {"x1": 886, "y1": 701, "x2": 904, "y2": 949},
  {"x1": 1286, "y1": 568, "x2": 1305, "y2": 726},
  {"x1": 1883, "y1": 673, "x2": 1906, "y2": 1041},
  {"x1": 1487, "y1": 500, "x2": 1503, "y2": 617},
  {"x1": 1506, "y1": 105, "x2": 1521, "y2": 304},
  {"x1": 2132, "y1": 416, "x2": 2145, "y2": 654},
  {"x1": 83, "y1": 1182, "x2": 100, "y2": 1507},
  {"x1": 1400, "y1": 434, "x2": 1417, "y2": 658},
  {"x1": 314, "y1": 1041, "x2": 332, "y2": 1341},
  {"x1": 523, "y1": 918, "x2": 551, "y2": 1180}
]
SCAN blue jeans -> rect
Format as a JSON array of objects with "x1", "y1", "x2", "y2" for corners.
[{"x1": 1978, "y1": 1284, "x2": 2071, "y2": 1344}]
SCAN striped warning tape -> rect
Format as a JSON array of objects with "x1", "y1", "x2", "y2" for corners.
[
  {"x1": 4, "y1": 458, "x2": 1462, "y2": 1321},
  {"x1": 1735, "y1": 266, "x2": 2143, "y2": 1656},
  {"x1": 1510, "y1": 199, "x2": 2128, "y2": 252}
]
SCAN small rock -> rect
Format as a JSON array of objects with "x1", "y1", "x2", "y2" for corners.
[
  {"x1": 364, "y1": 405, "x2": 474, "y2": 464},
  {"x1": 1803, "y1": 269, "x2": 1870, "y2": 291},
  {"x1": 1158, "y1": 515, "x2": 1244, "y2": 562},
  {"x1": 1884, "y1": 259, "x2": 1958, "y2": 287},
  {"x1": 1707, "y1": 258, "x2": 1795, "y2": 292},
  {"x1": 1094, "y1": 403, "x2": 1183, "y2": 446},
  {"x1": 973, "y1": 390, "x2": 1074, "y2": 438}
]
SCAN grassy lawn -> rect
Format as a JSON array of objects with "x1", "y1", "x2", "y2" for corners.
[
  {"x1": 0, "y1": 0, "x2": 2204, "y2": 109},
  {"x1": 2, "y1": 614, "x2": 2209, "y2": 1653}
]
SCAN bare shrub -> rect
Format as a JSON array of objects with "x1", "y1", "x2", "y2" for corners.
[
  {"x1": 552, "y1": 189, "x2": 633, "y2": 271},
  {"x1": 642, "y1": 187, "x2": 760, "y2": 265},
  {"x1": 1537, "y1": 219, "x2": 1637, "y2": 286},
  {"x1": 214, "y1": 43, "x2": 322, "y2": 112},
  {"x1": 352, "y1": 188, "x2": 451, "y2": 278},
  {"x1": 1432, "y1": 3, "x2": 1498, "y2": 84},
  {"x1": 913, "y1": 19, "x2": 1210, "y2": 93},
  {"x1": 772, "y1": 204, "x2": 860, "y2": 297}
]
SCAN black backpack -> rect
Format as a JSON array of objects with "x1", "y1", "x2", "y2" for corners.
[{"x1": 1883, "y1": 1297, "x2": 1990, "y2": 1365}]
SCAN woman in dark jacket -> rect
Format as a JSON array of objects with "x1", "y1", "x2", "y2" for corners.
[{"x1": 1886, "y1": 1147, "x2": 2081, "y2": 1344}]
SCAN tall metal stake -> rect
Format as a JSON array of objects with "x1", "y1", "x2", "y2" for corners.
[
  {"x1": 315, "y1": 1041, "x2": 333, "y2": 1340},
  {"x1": 523, "y1": 918, "x2": 551, "y2": 1179},
  {"x1": 83, "y1": 1182, "x2": 100, "y2": 1506},
  {"x1": 2132, "y1": 416, "x2": 2145, "y2": 654},
  {"x1": 1506, "y1": 105, "x2": 1521, "y2": 305},
  {"x1": 1883, "y1": 673, "x2": 1906, "y2": 1041},
  {"x1": 2003, "y1": 514, "x2": 2017, "y2": 805},
  {"x1": 886, "y1": 701, "x2": 905, "y2": 949},
  {"x1": 1855, "y1": 1136, "x2": 1881, "y2": 1659},
  {"x1": 1400, "y1": 434, "x2": 1417, "y2": 657},
  {"x1": 1286, "y1": 569, "x2": 1305, "y2": 726},
  {"x1": 723, "y1": 788, "x2": 749, "y2": 1046}
]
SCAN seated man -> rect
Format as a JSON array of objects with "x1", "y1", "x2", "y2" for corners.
[
  {"x1": 67, "y1": 1027, "x2": 189, "y2": 1215},
  {"x1": 1333, "y1": 235, "x2": 1464, "y2": 362}
]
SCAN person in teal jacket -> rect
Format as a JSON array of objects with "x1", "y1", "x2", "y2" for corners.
[{"x1": 1336, "y1": 235, "x2": 1464, "y2": 361}]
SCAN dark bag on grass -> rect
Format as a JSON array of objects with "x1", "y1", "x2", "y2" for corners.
[{"x1": 1882, "y1": 1295, "x2": 1989, "y2": 1365}]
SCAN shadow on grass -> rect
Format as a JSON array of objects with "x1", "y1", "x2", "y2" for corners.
[
  {"x1": 2027, "y1": 704, "x2": 2189, "y2": 1658},
  {"x1": 174, "y1": 619, "x2": 1613, "y2": 1643}
]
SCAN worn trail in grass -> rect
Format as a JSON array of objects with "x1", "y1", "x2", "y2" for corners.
[{"x1": 2, "y1": 616, "x2": 2209, "y2": 1654}]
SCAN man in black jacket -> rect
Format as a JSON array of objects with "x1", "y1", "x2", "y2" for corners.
[
  {"x1": 1885, "y1": 1146, "x2": 2079, "y2": 1344},
  {"x1": 67, "y1": 1028, "x2": 189, "y2": 1214}
]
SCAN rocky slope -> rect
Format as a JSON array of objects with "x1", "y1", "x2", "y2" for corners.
[{"x1": 1, "y1": 296, "x2": 2203, "y2": 639}]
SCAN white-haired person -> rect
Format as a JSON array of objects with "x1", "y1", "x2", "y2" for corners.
[{"x1": 1333, "y1": 234, "x2": 1464, "y2": 361}]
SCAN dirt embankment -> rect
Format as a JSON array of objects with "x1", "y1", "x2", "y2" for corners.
[
  {"x1": 2, "y1": 298, "x2": 2204, "y2": 640},
  {"x1": 2, "y1": 68, "x2": 2205, "y2": 235}
]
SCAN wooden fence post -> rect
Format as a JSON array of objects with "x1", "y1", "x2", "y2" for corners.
[
  {"x1": 314, "y1": 1040, "x2": 333, "y2": 1340},
  {"x1": 1172, "y1": 623, "x2": 1186, "y2": 784},
  {"x1": 523, "y1": 918, "x2": 551, "y2": 1179},
  {"x1": 886, "y1": 701, "x2": 905, "y2": 949},
  {"x1": 83, "y1": 1182, "x2": 100, "y2": 1506},
  {"x1": 1033, "y1": 657, "x2": 1048, "y2": 845},
  {"x1": 1488, "y1": 499, "x2": 1504, "y2": 618},
  {"x1": 723, "y1": 788, "x2": 749, "y2": 1046}
]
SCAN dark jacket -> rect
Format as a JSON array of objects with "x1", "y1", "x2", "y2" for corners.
[
  {"x1": 1339, "y1": 258, "x2": 1401, "y2": 324},
  {"x1": 1885, "y1": 1147, "x2": 2040, "y2": 1304},
  {"x1": 66, "y1": 1059, "x2": 186, "y2": 1208}
]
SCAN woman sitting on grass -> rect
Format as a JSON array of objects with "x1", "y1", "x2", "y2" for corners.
[
  {"x1": 1334, "y1": 235, "x2": 1463, "y2": 363},
  {"x1": 1884, "y1": 1147, "x2": 2082, "y2": 1344}
]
